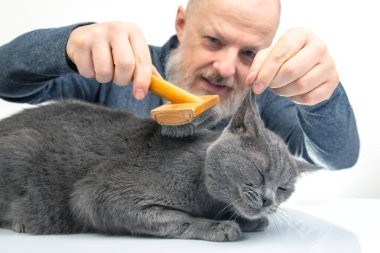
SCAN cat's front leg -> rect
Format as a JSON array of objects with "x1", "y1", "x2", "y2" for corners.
[
  {"x1": 132, "y1": 206, "x2": 242, "y2": 241},
  {"x1": 236, "y1": 216, "x2": 269, "y2": 232}
]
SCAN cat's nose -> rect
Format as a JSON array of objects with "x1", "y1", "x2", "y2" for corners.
[{"x1": 262, "y1": 196, "x2": 273, "y2": 207}]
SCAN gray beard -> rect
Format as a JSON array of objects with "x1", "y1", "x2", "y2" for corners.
[{"x1": 165, "y1": 46, "x2": 249, "y2": 122}]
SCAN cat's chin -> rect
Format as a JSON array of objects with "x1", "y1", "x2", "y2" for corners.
[{"x1": 232, "y1": 202, "x2": 271, "y2": 220}]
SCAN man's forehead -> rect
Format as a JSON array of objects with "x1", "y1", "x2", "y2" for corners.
[
  {"x1": 187, "y1": 0, "x2": 278, "y2": 49},
  {"x1": 186, "y1": 0, "x2": 279, "y2": 37}
]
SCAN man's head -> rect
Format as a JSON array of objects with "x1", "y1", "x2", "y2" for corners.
[{"x1": 166, "y1": 0, "x2": 280, "y2": 119}]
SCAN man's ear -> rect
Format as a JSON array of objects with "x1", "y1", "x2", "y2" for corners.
[{"x1": 175, "y1": 6, "x2": 186, "y2": 43}]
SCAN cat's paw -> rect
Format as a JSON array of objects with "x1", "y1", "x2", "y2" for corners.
[
  {"x1": 206, "y1": 220, "x2": 242, "y2": 242},
  {"x1": 238, "y1": 216, "x2": 269, "y2": 232},
  {"x1": 12, "y1": 223, "x2": 26, "y2": 233}
]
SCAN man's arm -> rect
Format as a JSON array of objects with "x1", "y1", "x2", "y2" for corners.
[
  {"x1": 247, "y1": 28, "x2": 359, "y2": 169},
  {"x1": 0, "y1": 22, "x2": 155, "y2": 104},
  {"x1": 0, "y1": 23, "x2": 102, "y2": 103},
  {"x1": 258, "y1": 83, "x2": 359, "y2": 170}
]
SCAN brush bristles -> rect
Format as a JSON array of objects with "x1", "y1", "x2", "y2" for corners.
[{"x1": 160, "y1": 108, "x2": 218, "y2": 138}]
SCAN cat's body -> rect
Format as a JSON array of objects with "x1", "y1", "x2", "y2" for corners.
[{"x1": 0, "y1": 93, "x2": 316, "y2": 241}]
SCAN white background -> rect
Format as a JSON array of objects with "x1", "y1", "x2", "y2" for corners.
[{"x1": 0, "y1": 0, "x2": 379, "y2": 199}]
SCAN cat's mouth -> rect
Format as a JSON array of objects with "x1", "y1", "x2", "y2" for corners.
[
  {"x1": 232, "y1": 186, "x2": 277, "y2": 219},
  {"x1": 233, "y1": 201, "x2": 272, "y2": 220}
]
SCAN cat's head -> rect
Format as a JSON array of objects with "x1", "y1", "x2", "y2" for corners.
[{"x1": 204, "y1": 91, "x2": 320, "y2": 220}]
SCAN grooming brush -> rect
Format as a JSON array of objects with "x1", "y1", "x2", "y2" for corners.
[{"x1": 149, "y1": 75, "x2": 220, "y2": 137}]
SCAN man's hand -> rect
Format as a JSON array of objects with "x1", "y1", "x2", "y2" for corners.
[
  {"x1": 246, "y1": 28, "x2": 339, "y2": 105},
  {"x1": 66, "y1": 22, "x2": 153, "y2": 100}
]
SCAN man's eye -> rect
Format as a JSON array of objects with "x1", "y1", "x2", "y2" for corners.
[
  {"x1": 240, "y1": 50, "x2": 256, "y2": 65},
  {"x1": 207, "y1": 36, "x2": 221, "y2": 46},
  {"x1": 242, "y1": 50, "x2": 256, "y2": 59}
]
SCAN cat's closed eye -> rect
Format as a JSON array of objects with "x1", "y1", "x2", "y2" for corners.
[{"x1": 277, "y1": 187, "x2": 288, "y2": 192}]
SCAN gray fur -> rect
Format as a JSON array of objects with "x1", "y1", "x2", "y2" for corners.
[
  {"x1": 160, "y1": 107, "x2": 219, "y2": 137},
  {"x1": 0, "y1": 92, "x2": 318, "y2": 241}
]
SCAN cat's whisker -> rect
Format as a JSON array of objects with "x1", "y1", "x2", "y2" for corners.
[
  {"x1": 228, "y1": 199, "x2": 244, "y2": 221},
  {"x1": 228, "y1": 209, "x2": 240, "y2": 221},
  {"x1": 213, "y1": 198, "x2": 242, "y2": 220},
  {"x1": 268, "y1": 212, "x2": 281, "y2": 235},
  {"x1": 271, "y1": 210, "x2": 293, "y2": 239},
  {"x1": 274, "y1": 208, "x2": 288, "y2": 222},
  {"x1": 269, "y1": 207, "x2": 301, "y2": 241},
  {"x1": 277, "y1": 208, "x2": 298, "y2": 227},
  {"x1": 275, "y1": 208, "x2": 306, "y2": 241},
  {"x1": 223, "y1": 198, "x2": 243, "y2": 221}
]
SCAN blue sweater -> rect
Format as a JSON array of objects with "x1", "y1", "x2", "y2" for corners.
[{"x1": 0, "y1": 24, "x2": 360, "y2": 169}]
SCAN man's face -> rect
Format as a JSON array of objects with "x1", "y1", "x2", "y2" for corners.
[{"x1": 166, "y1": 0, "x2": 280, "y2": 118}]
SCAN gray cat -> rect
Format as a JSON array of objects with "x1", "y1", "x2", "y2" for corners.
[{"x1": 0, "y1": 91, "x2": 318, "y2": 241}]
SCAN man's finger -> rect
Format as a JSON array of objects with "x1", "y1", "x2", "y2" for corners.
[
  {"x1": 271, "y1": 63, "x2": 325, "y2": 97},
  {"x1": 129, "y1": 27, "x2": 152, "y2": 100},
  {"x1": 246, "y1": 47, "x2": 271, "y2": 94},
  {"x1": 112, "y1": 34, "x2": 135, "y2": 86},
  {"x1": 73, "y1": 48, "x2": 95, "y2": 79},
  {"x1": 92, "y1": 41, "x2": 114, "y2": 83},
  {"x1": 256, "y1": 30, "x2": 307, "y2": 91},
  {"x1": 290, "y1": 80, "x2": 335, "y2": 106},
  {"x1": 270, "y1": 40, "x2": 325, "y2": 89}
]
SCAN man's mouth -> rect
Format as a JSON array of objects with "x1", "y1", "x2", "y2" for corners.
[{"x1": 200, "y1": 77, "x2": 230, "y2": 95}]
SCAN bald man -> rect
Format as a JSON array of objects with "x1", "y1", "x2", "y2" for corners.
[{"x1": 0, "y1": 0, "x2": 359, "y2": 169}]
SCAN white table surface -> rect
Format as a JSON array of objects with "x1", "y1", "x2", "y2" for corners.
[{"x1": 0, "y1": 198, "x2": 378, "y2": 253}]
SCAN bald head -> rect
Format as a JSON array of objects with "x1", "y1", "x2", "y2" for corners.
[{"x1": 186, "y1": 0, "x2": 281, "y2": 23}]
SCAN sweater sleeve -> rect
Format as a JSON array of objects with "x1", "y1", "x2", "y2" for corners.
[
  {"x1": 0, "y1": 23, "x2": 100, "y2": 103},
  {"x1": 257, "y1": 83, "x2": 360, "y2": 170}
]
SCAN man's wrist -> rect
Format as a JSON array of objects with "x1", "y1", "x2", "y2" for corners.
[{"x1": 64, "y1": 22, "x2": 95, "y2": 72}]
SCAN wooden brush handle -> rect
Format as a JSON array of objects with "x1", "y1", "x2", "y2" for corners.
[{"x1": 149, "y1": 75, "x2": 202, "y2": 104}]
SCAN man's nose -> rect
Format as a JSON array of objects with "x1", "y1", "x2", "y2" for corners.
[{"x1": 212, "y1": 49, "x2": 237, "y2": 78}]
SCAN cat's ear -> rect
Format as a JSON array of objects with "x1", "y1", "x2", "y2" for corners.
[
  {"x1": 228, "y1": 90, "x2": 264, "y2": 137},
  {"x1": 295, "y1": 159, "x2": 323, "y2": 173}
]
